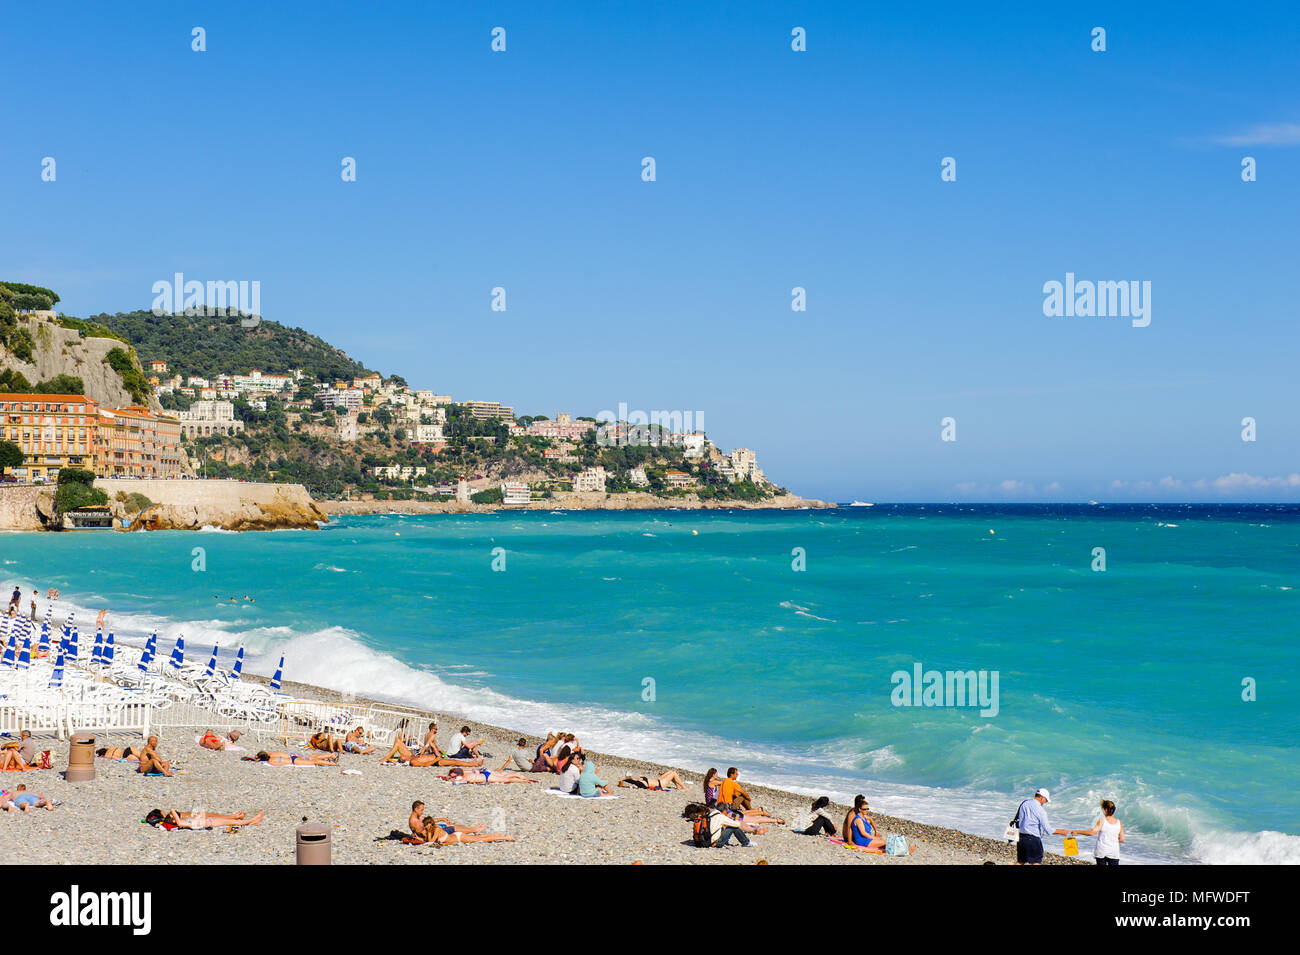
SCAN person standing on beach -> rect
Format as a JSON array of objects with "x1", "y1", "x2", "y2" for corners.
[
  {"x1": 1069, "y1": 799, "x2": 1125, "y2": 865},
  {"x1": 1013, "y1": 788, "x2": 1069, "y2": 865},
  {"x1": 7, "y1": 586, "x2": 21, "y2": 614},
  {"x1": 29, "y1": 590, "x2": 37, "y2": 622}
]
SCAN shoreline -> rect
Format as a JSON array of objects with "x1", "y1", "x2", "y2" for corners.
[
  {"x1": 1, "y1": 667, "x2": 1084, "y2": 865},
  {"x1": 319, "y1": 491, "x2": 835, "y2": 516}
]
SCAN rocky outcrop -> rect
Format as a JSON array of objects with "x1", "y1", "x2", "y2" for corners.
[
  {"x1": 4, "y1": 317, "x2": 160, "y2": 411},
  {"x1": 99, "y1": 478, "x2": 328, "y2": 531},
  {"x1": 0, "y1": 485, "x2": 56, "y2": 530}
]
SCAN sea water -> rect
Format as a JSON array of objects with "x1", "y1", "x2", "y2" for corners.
[{"x1": 4, "y1": 504, "x2": 1296, "y2": 864}]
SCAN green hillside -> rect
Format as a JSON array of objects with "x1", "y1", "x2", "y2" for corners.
[{"x1": 89, "y1": 311, "x2": 375, "y2": 383}]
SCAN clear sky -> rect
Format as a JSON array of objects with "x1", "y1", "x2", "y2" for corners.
[{"x1": 3, "y1": 1, "x2": 1297, "y2": 502}]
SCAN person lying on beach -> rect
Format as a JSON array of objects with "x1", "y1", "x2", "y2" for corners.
[
  {"x1": 343, "y1": 726, "x2": 375, "y2": 755},
  {"x1": 842, "y1": 795, "x2": 916, "y2": 854},
  {"x1": 618, "y1": 770, "x2": 688, "y2": 792},
  {"x1": 2, "y1": 784, "x2": 54, "y2": 812},
  {"x1": 444, "y1": 768, "x2": 539, "y2": 785},
  {"x1": 500, "y1": 738, "x2": 535, "y2": 771},
  {"x1": 803, "y1": 796, "x2": 837, "y2": 836},
  {"x1": 251, "y1": 750, "x2": 337, "y2": 767},
  {"x1": 96, "y1": 745, "x2": 140, "y2": 761},
  {"x1": 445, "y1": 726, "x2": 485, "y2": 759},
  {"x1": 137, "y1": 736, "x2": 174, "y2": 776},
  {"x1": 406, "y1": 801, "x2": 488, "y2": 843},
  {"x1": 145, "y1": 808, "x2": 264, "y2": 830},
  {"x1": 199, "y1": 729, "x2": 243, "y2": 751},
  {"x1": 380, "y1": 738, "x2": 482, "y2": 768},
  {"x1": 418, "y1": 815, "x2": 516, "y2": 846},
  {"x1": 309, "y1": 731, "x2": 344, "y2": 753}
]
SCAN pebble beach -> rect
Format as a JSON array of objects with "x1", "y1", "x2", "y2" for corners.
[{"x1": 0, "y1": 677, "x2": 1084, "y2": 866}]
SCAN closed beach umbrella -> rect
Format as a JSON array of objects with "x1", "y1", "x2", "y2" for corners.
[
  {"x1": 138, "y1": 631, "x2": 157, "y2": 671},
  {"x1": 0, "y1": 615, "x2": 10, "y2": 650},
  {"x1": 91, "y1": 628, "x2": 104, "y2": 665},
  {"x1": 0, "y1": 638, "x2": 14, "y2": 668},
  {"x1": 204, "y1": 643, "x2": 219, "y2": 677},
  {"x1": 270, "y1": 655, "x2": 284, "y2": 690},
  {"x1": 231, "y1": 645, "x2": 244, "y2": 680},
  {"x1": 38, "y1": 620, "x2": 49, "y2": 654},
  {"x1": 68, "y1": 627, "x2": 79, "y2": 661},
  {"x1": 49, "y1": 647, "x2": 65, "y2": 689},
  {"x1": 17, "y1": 633, "x2": 31, "y2": 669},
  {"x1": 104, "y1": 631, "x2": 115, "y2": 666},
  {"x1": 169, "y1": 635, "x2": 185, "y2": 670}
]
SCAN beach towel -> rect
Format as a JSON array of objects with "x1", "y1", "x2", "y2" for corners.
[
  {"x1": 828, "y1": 837, "x2": 884, "y2": 855},
  {"x1": 544, "y1": 789, "x2": 619, "y2": 799}
]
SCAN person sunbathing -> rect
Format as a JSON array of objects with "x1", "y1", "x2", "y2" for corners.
[
  {"x1": 199, "y1": 729, "x2": 242, "y2": 751},
  {"x1": 137, "y1": 736, "x2": 174, "y2": 776},
  {"x1": 0, "y1": 749, "x2": 29, "y2": 770},
  {"x1": 406, "y1": 801, "x2": 487, "y2": 843},
  {"x1": 149, "y1": 808, "x2": 264, "y2": 829},
  {"x1": 252, "y1": 750, "x2": 337, "y2": 767},
  {"x1": 3, "y1": 784, "x2": 53, "y2": 812},
  {"x1": 95, "y1": 745, "x2": 140, "y2": 761},
  {"x1": 618, "y1": 770, "x2": 688, "y2": 792},
  {"x1": 418, "y1": 815, "x2": 514, "y2": 841},
  {"x1": 309, "y1": 731, "x2": 344, "y2": 753},
  {"x1": 343, "y1": 726, "x2": 375, "y2": 755},
  {"x1": 445, "y1": 768, "x2": 539, "y2": 785},
  {"x1": 382, "y1": 737, "x2": 482, "y2": 768}
]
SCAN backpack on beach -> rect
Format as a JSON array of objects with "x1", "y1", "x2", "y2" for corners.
[{"x1": 683, "y1": 803, "x2": 712, "y2": 847}]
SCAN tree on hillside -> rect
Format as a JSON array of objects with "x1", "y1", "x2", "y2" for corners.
[{"x1": 0, "y1": 441, "x2": 23, "y2": 472}]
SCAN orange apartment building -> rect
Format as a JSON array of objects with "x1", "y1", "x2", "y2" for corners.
[{"x1": 0, "y1": 393, "x2": 185, "y2": 480}]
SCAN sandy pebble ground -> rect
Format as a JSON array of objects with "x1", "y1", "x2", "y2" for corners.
[{"x1": 0, "y1": 677, "x2": 1083, "y2": 865}]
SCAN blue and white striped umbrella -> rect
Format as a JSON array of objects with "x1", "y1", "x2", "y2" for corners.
[
  {"x1": 169, "y1": 635, "x2": 185, "y2": 669},
  {"x1": 17, "y1": 633, "x2": 31, "y2": 669},
  {"x1": 231, "y1": 645, "x2": 244, "y2": 681},
  {"x1": 204, "y1": 643, "x2": 219, "y2": 677},
  {"x1": 0, "y1": 615, "x2": 11, "y2": 651},
  {"x1": 1, "y1": 637, "x2": 14, "y2": 668},
  {"x1": 68, "y1": 627, "x2": 79, "y2": 661},
  {"x1": 38, "y1": 620, "x2": 49, "y2": 655},
  {"x1": 49, "y1": 647, "x2": 65, "y2": 689},
  {"x1": 138, "y1": 631, "x2": 157, "y2": 671},
  {"x1": 270, "y1": 655, "x2": 284, "y2": 690},
  {"x1": 91, "y1": 628, "x2": 104, "y2": 665},
  {"x1": 104, "y1": 632, "x2": 115, "y2": 666}
]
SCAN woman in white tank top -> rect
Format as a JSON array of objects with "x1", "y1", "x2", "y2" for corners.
[{"x1": 1070, "y1": 799, "x2": 1125, "y2": 865}]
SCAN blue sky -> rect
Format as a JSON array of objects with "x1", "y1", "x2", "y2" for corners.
[{"x1": 3, "y1": 1, "x2": 1298, "y2": 502}]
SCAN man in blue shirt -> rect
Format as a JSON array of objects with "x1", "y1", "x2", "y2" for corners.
[{"x1": 1014, "y1": 788, "x2": 1069, "y2": 865}]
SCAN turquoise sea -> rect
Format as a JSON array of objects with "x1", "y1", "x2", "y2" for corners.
[{"x1": 4, "y1": 505, "x2": 1297, "y2": 864}]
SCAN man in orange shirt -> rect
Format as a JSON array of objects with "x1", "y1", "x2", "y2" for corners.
[{"x1": 719, "y1": 767, "x2": 749, "y2": 812}]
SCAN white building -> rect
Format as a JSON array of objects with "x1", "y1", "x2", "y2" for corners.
[
  {"x1": 178, "y1": 400, "x2": 244, "y2": 437},
  {"x1": 573, "y1": 466, "x2": 607, "y2": 493},
  {"x1": 628, "y1": 468, "x2": 649, "y2": 487},
  {"x1": 410, "y1": 423, "x2": 444, "y2": 443},
  {"x1": 500, "y1": 482, "x2": 531, "y2": 505}
]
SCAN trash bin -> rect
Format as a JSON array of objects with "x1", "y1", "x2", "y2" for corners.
[
  {"x1": 296, "y1": 819, "x2": 331, "y2": 865},
  {"x1": 66, "y1": 734, "x2": 95, "y2": 782}
]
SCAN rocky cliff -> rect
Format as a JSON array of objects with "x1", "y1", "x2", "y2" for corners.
[{"x1": 4, "y1": 316, "x2": 160, "y2": 411}]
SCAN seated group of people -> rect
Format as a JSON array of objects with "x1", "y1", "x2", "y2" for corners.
[
  {"x1": 309, "y1": 726, "x2": 375, "y2": 755},
  {"x1": 801, "y1": 793, "x2": 916, "y2": 854},
  {"x1": 381, "y1": 721, "x2": 486, "y2": 767}
]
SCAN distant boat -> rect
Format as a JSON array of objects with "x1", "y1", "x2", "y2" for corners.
[
  {"x1": 1088, "y1": 500, "x2": 1099, "y2": 505},
  {"x1": 849, "y1": 501, "x2": 874, "y2": 507}
]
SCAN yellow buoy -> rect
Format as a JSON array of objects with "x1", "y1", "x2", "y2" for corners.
[
  {"x1": 692, "y1": 530, "x2": 698, "y2": 535},
  {"x1": 989, "y1": 529, "x2": 995, "y2": 535}
]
